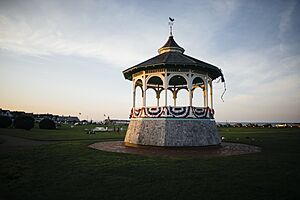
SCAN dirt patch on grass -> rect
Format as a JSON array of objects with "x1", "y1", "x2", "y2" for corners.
[{"x1": 89, "y1": 141, "x2": 261, "y2": 157}]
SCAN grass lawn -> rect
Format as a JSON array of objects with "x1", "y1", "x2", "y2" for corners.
[
  {"x1": 0, "y1": 124, "x2": 126, "y2": 141},
  {"x1": 0, "y1": 127, "x2": 300, "y2": 200}
]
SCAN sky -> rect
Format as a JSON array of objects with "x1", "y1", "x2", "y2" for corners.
[{"x1": 0, "y1": 0, "x2": 300, "y2": 122}]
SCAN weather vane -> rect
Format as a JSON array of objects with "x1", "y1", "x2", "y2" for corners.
[{"x1": 168, "y1": 17, "x2": 174, "y2": 36}]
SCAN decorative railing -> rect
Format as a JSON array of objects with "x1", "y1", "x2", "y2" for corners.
[{"x1": 130, "y1": 106, "x2": 214, "y2": 119}]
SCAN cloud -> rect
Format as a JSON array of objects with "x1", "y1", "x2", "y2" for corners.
[
  {"x1": 212, "y1": 29, "x2": 300, "y2": 122},
  {"x1": 0, "y1": 14, "x2": 145, "y2": 68},
  {"x1": 214, "y1": 71, "x2": 300, "y2": 122},
  {"x1": 0, "y1": 0, "x2": 165, "y2": 68},
  {"x1": 279, "y1": 0, "x2": 297, "y2": 38},
  {"x1": 278, "y1": 0, "x2": 299, "y2": 53},
  {"x1": 0, "y1": 0, "x2": 240, "y2": 68}
]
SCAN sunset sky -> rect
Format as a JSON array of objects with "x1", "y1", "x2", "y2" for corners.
[{"x1": 1, "y1": 0, "x2": 299, "y2": 122}]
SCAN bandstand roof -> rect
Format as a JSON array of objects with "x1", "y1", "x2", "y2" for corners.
[{"x1": 123, "y1": 35, "x2": 224, "y2": 81}]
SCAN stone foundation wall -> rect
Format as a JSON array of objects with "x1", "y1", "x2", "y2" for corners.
[{"x1": 124, "y1": 118, "x2": 220, "y2": 147}]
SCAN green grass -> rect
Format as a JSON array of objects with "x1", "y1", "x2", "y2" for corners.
[
  {"x1": 0, "y1": 127, "x2": 300, "y2": 200},
  {"x1": 0, "y1": 124, "x2": 126, "y2": 141}
]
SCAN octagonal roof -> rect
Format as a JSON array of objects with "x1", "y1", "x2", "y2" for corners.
[{"x1": 123, "y1": 35, "x2": 223, "y2": 81}]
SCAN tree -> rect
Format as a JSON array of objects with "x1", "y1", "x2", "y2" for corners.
[
  {"x1": 39, "y1": 118, "x2": 56, "y2": 130},
  {"x1": 0, "y1": 116, "x2": 12, "y2": 128},
  {"x1": 13, "y1": 115, "x2": 34, "y2": 130}
]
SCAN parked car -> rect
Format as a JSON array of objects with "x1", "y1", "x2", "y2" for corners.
[{"x1": 86, "y1": 127, "x2": 108, "y2": 134}]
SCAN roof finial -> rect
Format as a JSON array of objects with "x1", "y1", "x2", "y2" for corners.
[{"x1": 168, "y1": 17, "x2": 174, "y2": 36}]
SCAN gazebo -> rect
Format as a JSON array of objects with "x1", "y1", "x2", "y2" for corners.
[{"x1": 123, "y1": 21, "x2": 225, "y2": 147}]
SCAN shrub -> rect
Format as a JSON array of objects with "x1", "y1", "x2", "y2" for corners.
[
  {"x1": 13, "y1": 115, "x2": 34, "y2": 130},
  {"x1": 0, "y1": 116, "x2": 12, "y2": 128},
  {"x1": 39, "y1": 118, "x2": 56, "y2": 130}
]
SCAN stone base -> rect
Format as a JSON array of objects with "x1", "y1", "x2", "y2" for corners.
[{"x1": 124, "y1": 118, "x2": 221, "y2": 147}]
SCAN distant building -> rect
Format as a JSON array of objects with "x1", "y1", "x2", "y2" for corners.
[
  {"x1": 33, "y1": 114, "x2": 55, "y2": 122},
  {"x1": 0, "y1": 109, "x2": 13, "y2": 118},
  {"x1": 110, "y1": 119, "x2": 130, "y2": 125},
  {"x1": 1, "y1": 108, "x2": 79, "y2": 124},
  {"x1": 57, "y1": 116, "x2": 80, "y2": 123},
  {"x1": 34, "y1": 114, "x2": 80, "y2": 123},
  {"x1": 10, "y1": 111, "x2": 26, "y2": 119}
]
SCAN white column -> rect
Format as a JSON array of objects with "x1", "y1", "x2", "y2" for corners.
[
  {"x1": 156, "y1": 89, "x2": 160, "y2": 107},
  {"x1": 188, "y1": 71, "x2": 192, "y2": 107},
  {"x1": 164, "y1": 71, "x2": 168, "y2": 107},
  {"x1": 204, "y1": 78, "x2": 208, "y2": 107},
  {"x1": 132, "y1": 79, "x2": 136, "y2": 109},
  {"x1": 142, "y1": 76, "x2": 146, "y2": 107},
  {"x1": 203, "y1": 89, "x2": 206, "y2": 107},
  {"x1": 187, "y1": 72, "x2": 193, "y2": 118},
  {"x1": 210, "y1": 80, "x2": 213, "y2": 109}
]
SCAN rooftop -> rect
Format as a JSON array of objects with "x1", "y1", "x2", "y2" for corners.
[{"x1": 123, "y1": 35, "x2": 223, "y2": 81}]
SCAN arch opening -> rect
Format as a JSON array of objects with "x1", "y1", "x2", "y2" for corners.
[
  {"x1": 135, "y1": 79, "x2": 143, "y2": 89},
  {"x1": 135, "y1": 86, "x2": 143, "y2": 108},
  {"x1": 192, "y1": 77, "x2": 204, "y2": 87},
  {"x1": 169, "y1": 75, "x2": 187, "y2": 86},
  {"x1": 146, "y1": 88, "x2": 160, "y2": 107},
  {"x1": 193, "y1": 88, "x2": 204, "y2": 107},
  {"x1": 147, "y1": 76, "x2": 163, "y2": 86},
  {"x1": 166, "y1": 89, "x2": 174, "y2": 107},
  {"x1": 176, "y1": 89, "x2": 189, "y2": 107}
]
